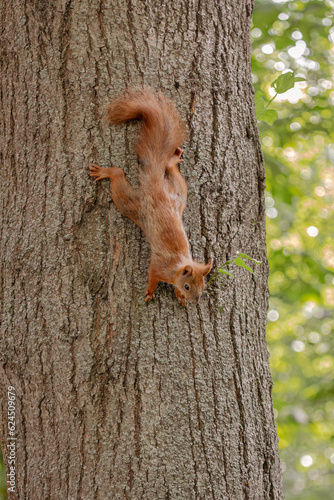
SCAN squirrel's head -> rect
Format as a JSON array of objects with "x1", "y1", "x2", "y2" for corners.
[{"x1": 175, "y1": 260, "x2": 212, "y2": 304}]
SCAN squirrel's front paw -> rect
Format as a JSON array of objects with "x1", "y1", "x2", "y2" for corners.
[
  {"x1": 177, "y1": 294, "x2": 187, "y2": 307},
  {"x1": 144, "y1": 291, "x2": 155, "y2": 303},
  {"x1": 177, "y1": 296, "x2": 187, "y2": 307}
]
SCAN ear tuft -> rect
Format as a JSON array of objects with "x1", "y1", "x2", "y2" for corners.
[
  {"x1": 200, "y1": 260, "x2": 212, "y2": 276},
  {"x1": 182, "y1": 265, "x2": 194, "y2": 277}
]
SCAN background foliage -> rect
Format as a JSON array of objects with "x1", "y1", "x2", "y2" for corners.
[
  {"x1": 0, "y1": 0, "x2": 333, "y2": 498},
  {"x1": 252, "y1": 0, "x2": 334, "y2": 498}
]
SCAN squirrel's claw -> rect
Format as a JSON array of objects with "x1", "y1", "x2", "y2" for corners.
[
  {"x1": 89, "y1": 163, "x2": 101, "y2": 171},
  {"x1": 177, "y1": 295, "x2": 187, "y2": 307},
  {"x1": 88, "y1": 164, "x2": 102, "y2": 178},
  {"x1": 145, "y1": 291, "x2": 155, "y2": 303},
  {"x1": 174, "y1": 288, "x2": 187, "y2": 307}
]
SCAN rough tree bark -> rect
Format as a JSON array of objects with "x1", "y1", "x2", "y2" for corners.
[{"x1": 0, "y1": 0, "x2": 283, "y2": 498}]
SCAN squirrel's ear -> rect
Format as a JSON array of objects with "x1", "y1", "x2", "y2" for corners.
[
  {"x1": 200, "y1": 261, "x2": 212, "y2": 276},
  {"x1": 182, "y1": 265, "x2": 194, "y2": 277}
]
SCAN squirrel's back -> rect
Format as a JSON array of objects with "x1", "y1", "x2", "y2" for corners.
[{"x1": 106, "y1": 88, "x2": 187, "y2": 172}]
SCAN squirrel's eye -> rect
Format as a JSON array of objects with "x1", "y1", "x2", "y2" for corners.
[{"x1": 184, "y1": 284, "x2": 190, "y2": 291}]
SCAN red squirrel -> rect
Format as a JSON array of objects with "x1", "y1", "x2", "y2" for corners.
[{"x1": 89, "y1": 88, "x2": 212, "y2": 306}]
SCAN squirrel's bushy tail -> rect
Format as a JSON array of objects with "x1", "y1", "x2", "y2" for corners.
[{"x1": 106, "y1": 88, "x2": 187, "y2": 169}]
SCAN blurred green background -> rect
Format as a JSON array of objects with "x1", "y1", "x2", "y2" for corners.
[
  {"x1": 252, "y1": 0, "x2": 334, "y2": 498},
  {"x1": 0, "y1": 0, "x2": 333, "y2": 498}
]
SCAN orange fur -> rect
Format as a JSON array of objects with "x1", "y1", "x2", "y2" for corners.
[{"x1": 89, "y1": 88, "x2": 212, "y2": 306}]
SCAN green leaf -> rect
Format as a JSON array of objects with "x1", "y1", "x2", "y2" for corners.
[
  {"x1": 254, "y1": 90, "x2": 265, "y2": 102},
  {"x1": 271, "y1": 72, "x2": 305, "y2": 95},
  {"x1": 218, "y1": 269, "x2": 234, "y2": 277},
  {"x1": 259, "y1": 109, "x2": 278, "y2": 125},
  {"x1": 255, "y1": 95, "x2": 266, "y2": 115},
  {"x1": 271, "y1": 72, "x2": 295, "y2": 94},
  {"x1": 234, "y1": 256, "x2": 254, "y2": 273},
  {"x1": 237, "y1": 253, "x2": 261, "y2": 265},
  {"x1": 295, "y1": 77, "x2": 306, "y2": 82}
]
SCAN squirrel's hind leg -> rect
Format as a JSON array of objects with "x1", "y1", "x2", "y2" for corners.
[
  {"x1": 89, "y1": 164, "x2": 141, "y2": 227},
  {"x1": 89, "y1": 164, "x2": 116, "y2": 180}
]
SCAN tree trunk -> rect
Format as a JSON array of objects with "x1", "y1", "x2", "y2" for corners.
[{"x1": 0, "y1": 0, "x2": 283, "y2": 498}]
